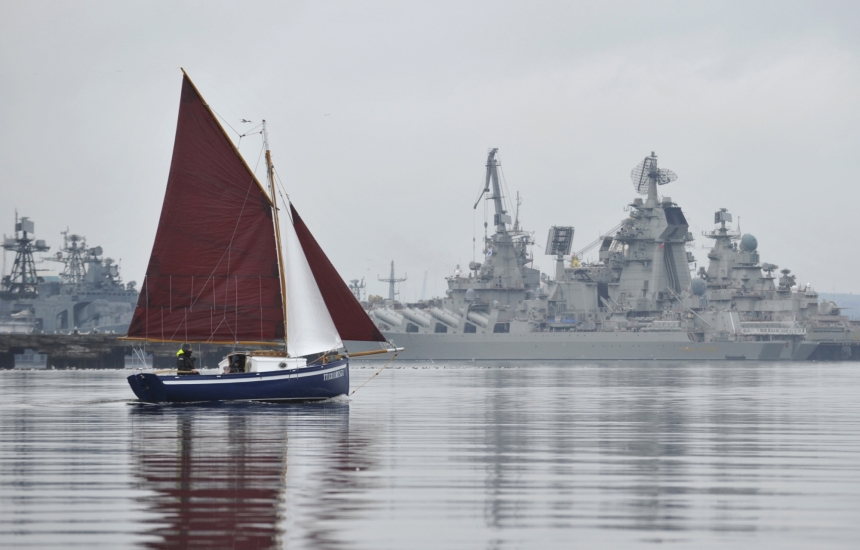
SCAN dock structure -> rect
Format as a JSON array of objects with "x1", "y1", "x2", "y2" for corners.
[{"x1": 0, "y1": 333, "x2": 236, "y2": 369}]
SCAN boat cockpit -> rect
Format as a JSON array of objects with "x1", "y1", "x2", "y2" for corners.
[{"x1": 218, "y1": 350, "x2": 344, "y2": 374}]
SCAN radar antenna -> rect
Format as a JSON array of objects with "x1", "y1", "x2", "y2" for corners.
[
  {"x1": 1, "y1": 214, "x2": 50, "y2": 299},
  {"x1": 378, "y1": 260, "x2": 406, "y2": 302},
  {"x1": 348, "y1": 277, "x2": 366, "y2": 302},
  {"x1": 630, "y1": 151, "x2": 677, "y2": 199}
]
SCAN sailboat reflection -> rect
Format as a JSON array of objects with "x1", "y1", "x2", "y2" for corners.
[{"x1": 130, "y1": 403, "x2": 349, "y2": 549}]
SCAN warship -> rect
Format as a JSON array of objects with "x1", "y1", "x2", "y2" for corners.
[
  {"x1": 0, "y1": 215, "x2": 138, "y2": 334},
  {"x1": 352, "y1": 149, "x2": 856, "y2": 361},
  {"x1": 696, "y1": 208, "x2": 857, "y2": 357}
]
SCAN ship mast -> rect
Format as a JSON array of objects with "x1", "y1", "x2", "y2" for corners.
[{"x1": 263, "y1": 120, "x2": 289, "y2": 348}]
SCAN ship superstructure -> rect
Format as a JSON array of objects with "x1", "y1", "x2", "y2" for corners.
[
  {"x1": 697, "y1": 208, "x2": 855, "y2": 355},
  {"x1": 0, "y1": 217, "x2": 138, "y2": 334},
  {"x1": 1, "y1": 215, "x2": 49, "y2": 300},
  {"x1": 357, "y1": 150, "x2": 847, "y2": 361}
]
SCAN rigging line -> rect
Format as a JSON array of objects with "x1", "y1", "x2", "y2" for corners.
[
  {"x1": 272, "y1": 166, "x2": 290, "y2": 202},
  {"x1": 210, "y1": 107, "x2": 243, "y2": 139},
  {"x1": 259, "y1": 276, "x2": 263, "y2": 341},
  {"x1": 206, "y1": 317, "x2": 230, "y2": 344},
  {"x1": 220, "y1": 276, "x2": 237, "y2": 342},
  {"x1": 305, "y1": 346, "x2": 341, "y2": 366},
  {"x1": 271, "y1": 166, "x2": 293, "y2": 214},
  {"x1": 202, "y1": 284, "x2": 237, "y2": 344},
  {"x1": 253, "y1": 142, "x2": 265, "y2": 178},
  {"x1": 235, "y1": 275, "x2": 238, "y2": 341},
  {"x1": 167, "y1": 306, "x2": 185, "y2": 342},
  {"x1": 275, "y1": 182, "x2": 289, "y2": 210},
  {"x1": 238, "y1": 124, "x2": 263, "y2": 137},
  {"x1": 349, "y1": 351, "x2": 400, "y2": 396}
]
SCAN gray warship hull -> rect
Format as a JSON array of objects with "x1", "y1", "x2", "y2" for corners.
[{"x1": 349, "y1": 334, "x2": 813, "y2": 361}]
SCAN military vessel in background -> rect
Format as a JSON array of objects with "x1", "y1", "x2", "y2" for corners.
[
  {"x1": 0, "y1": 215, "x2": 138, "y2": 334},
  {"x1": 353, "y1": 149, "x2": 857, "y2": 361},
  {"x1": 696, "y1": 208, "x2": 858, "y2": 358}
]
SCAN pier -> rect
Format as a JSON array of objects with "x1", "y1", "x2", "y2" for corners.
[{"x1": 0, "y1": 333, "x2": 237, "y2": 369}]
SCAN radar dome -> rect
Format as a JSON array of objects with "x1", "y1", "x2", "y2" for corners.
[
  {"x1": 465, "y1": 288, "x2": 476, "y2": 301},
  {"x1": 740, "y1": 234, "x2": 758, "y2": 251},
  {"x1": 690, "y1": 278, "x2": 707, "y2": 296}
]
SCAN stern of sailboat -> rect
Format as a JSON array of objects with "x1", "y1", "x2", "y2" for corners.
[{"x1": 127, "y1": 372, "x2": 169, "y2": 403}]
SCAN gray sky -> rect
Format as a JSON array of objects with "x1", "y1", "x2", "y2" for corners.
[{"x1": 2, "y1": 1, "x2": 859, "y2": 298}]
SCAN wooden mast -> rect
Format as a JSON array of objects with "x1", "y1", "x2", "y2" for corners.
[{"x1": 263, "y1": 121, "x2": 289, "y2": 349}]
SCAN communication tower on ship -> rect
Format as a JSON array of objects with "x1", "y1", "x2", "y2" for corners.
[
  {"x1": 379, "y1": 261, "x2": 406, "y2": 301},
  {"x1": 1, "y1": 214, "x2": 49, "y2": 299}
]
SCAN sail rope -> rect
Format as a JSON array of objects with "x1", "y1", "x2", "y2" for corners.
[
  {"x1": 240, "y1": 123, "x2": 264, "y2": 136},
  {"x1": 272, "y1": 166, "x2": 291, "y2": 207},
  {"x1": 209, "y1": 107, "x2": 243, "y2": 139},
  {"x1": 210, "y1": 108, "x2": 265, "y2": 177},
  {"x1": 166, "y1": 180, "x2": 253, "y2": 343},
  {"x1": 349, "y1": 351, "x2": 399, "y2": 396},
  {"x1": 252, "y1": 143, "x2": 265, "y2": 176}
]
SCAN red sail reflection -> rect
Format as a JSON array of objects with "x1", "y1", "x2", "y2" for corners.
[{"x1": 131, "y1": 408, "x2": 292, "y2": 549}]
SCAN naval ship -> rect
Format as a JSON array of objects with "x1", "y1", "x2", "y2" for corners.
[
  {"x1": 0, "y1": 215, "x2": 138, "y2": 334},
  {"x1": 354, "y1": 150, "x2": 854, "y2": 361},
  {"x1": 694, "y1": 207, "x2": 857, "y2": 358}
]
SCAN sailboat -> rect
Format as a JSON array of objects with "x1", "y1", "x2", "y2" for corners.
[{"x1": 125, "y1": 70, "x2": 398, "y2": 403}]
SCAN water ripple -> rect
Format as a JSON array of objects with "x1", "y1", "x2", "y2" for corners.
[{"x1": 1, "y1": 362, "x2": 859, "y2": 548}]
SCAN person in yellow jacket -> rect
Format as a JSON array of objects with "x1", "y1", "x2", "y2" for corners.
[{"x1": 176, "y1": 343, "x2": 199, "y2": 375}]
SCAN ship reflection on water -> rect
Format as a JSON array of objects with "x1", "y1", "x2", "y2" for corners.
[
  {"x1": 129, "y1": 401, "x2": 362, "y2": 549},
  {"x1": 2, "y1": 365, "x2": 860, "y2": 549}
]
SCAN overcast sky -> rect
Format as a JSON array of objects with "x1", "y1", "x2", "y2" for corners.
[{"x1": 1, "y1": 1, "x2": 859, "y2": 298}]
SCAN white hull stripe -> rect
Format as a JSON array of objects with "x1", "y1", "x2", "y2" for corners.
[{"x1": 161, "y1": 364, "x2": 346, "y2": 386}]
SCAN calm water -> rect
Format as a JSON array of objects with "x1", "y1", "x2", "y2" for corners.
[{"x1": 1, "y1": 362, "x2": 860, "y2": 549}]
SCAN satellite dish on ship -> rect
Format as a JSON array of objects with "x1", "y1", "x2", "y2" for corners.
[{"x1": 630, "y1": 151, "x2": 677, "y2": 195}]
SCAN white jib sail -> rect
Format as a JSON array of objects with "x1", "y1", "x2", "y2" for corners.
[{"x1": 282, "y1": 205, "x2": 343, "y2": 357}]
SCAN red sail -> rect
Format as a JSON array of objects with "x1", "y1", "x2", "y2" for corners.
[
  {"x1": 290, "y1": 204, "x2": 387, "y2": 343},
  {"x1": 126, "y1": 74, "x2": 284, "y2": 343}
]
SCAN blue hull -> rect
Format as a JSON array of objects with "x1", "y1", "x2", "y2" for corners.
[{"x1": 126, "y1": 359, "x2": 349, "y2": 403}]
